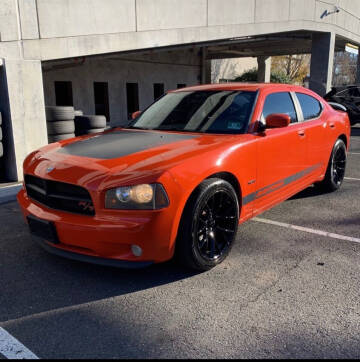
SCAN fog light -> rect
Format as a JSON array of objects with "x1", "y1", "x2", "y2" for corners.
[{"x1": 131, "y1": 244, "x2": 142, "y2": 257}]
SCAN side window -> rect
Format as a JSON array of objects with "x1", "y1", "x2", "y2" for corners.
[
  {"x1": 296, "y1": 93, "x2": 322, "y2": 121},
  {"x1": 336, "y1": 87, "x2": 360, "y2": 98},
  {"x1": 336, "y1": 88, "x2": 350, "y2": 97},
  {"x1": 262, "y1": 92, "x2": 297, "y2": 123},
  {"x1": 349, "y1": 87, "x2": 360, "y2": 97}
]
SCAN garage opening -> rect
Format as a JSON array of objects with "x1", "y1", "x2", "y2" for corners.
[
  {"x1": 55, "y1": 81, "x2": 73, "y2": 106},
  {"x1": 94, "y1": 82, "x2": 110, "y2": 122},
  {"x1": 42, "y1": 48, "x2": 202, "y2": 127},
  {"x1": 126, "y1": 83, "x2": 139, "y2": 120}
]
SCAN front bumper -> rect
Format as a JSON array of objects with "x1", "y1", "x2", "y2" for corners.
[
  {"x1": 31, "y1": 234, "x2": 153, "y2": 268},
  {"x1": 17, "y1": 188, "x2": 176, "y2": 265}
]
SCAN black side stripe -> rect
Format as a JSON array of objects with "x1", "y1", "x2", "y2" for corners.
[{"x1": 242, "y1": 163, "x2": 321, "y2": 206}]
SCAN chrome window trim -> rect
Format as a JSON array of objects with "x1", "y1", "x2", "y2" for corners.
[{"x1": 290, "y1": 91, "x2": 303, "y2": 123}]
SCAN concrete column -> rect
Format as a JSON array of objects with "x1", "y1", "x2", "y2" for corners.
[
  {"x1": 309, "y1": 32, "x2": 335, "y2": 96},
  {"x1": 257, "y1": 56, "x2": 271, "y2": 83},
  {"x1": 0, "y1": 59, "x2": 48, "y2": 181},
  {"x1": 201, "y1": 48, "x2": 211, "y2": 84}
]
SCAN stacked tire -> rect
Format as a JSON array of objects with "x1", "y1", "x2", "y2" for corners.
[
  {"x1": 0, "y1": 112, "x2": 3, "y2": 158},
  {"x1": 74, "y1": 110, "x2": 83, "y2": 117},
  {"x1": 74, "y1": 115, "x2": 106, "y2": 136},
  {"x1": 46, "y1": 106, "x2": 75, "y2": 143}
]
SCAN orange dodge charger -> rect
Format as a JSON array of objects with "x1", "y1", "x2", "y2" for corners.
[{"x1": 18, "y1": 84, "x2": 350, "y2": 271}]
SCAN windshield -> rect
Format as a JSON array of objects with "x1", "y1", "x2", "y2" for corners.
[{"x1": 127, "y1": 90, "x2": 257, "y2": 134}]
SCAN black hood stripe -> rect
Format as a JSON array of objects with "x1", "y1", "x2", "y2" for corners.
[{"x1": 57, "y1": 130, "x2": 197, "y2": 160}]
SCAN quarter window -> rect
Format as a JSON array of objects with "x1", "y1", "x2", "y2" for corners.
[
  {"x1": 296, "y1": 93, "x2": 322, "y2": 121},
  {"x1": 262, "y1": 92, "x2": 297, "y2": 123}
]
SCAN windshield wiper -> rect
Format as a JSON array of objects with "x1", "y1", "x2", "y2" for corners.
[{"x1": 152, "y1": 127, "x2": 197, "y2": 133}]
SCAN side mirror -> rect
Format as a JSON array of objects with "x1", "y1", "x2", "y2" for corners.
[
  {"x1": 265, "y1": 113, "x2": 291, "y2": 128},
  {"x1": 131, "y1": 110, "x2": 141, "y2": 120}
]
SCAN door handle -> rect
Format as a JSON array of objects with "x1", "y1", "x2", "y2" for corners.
[
  {"x1": 298, "y1": 130, "x2": 305, "y2": 137},
  {"x1": 329, "y1": 123, "x2": 335, "y2": 129}
]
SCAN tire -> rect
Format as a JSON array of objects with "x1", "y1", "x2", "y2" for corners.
[
  {"x1": 74, "y1": 110, "x2": 83, "y2": 116},
  {"x1": 74, "y1": 115, "x2": 106, "y2": 130},
  {"x1": 48, "y1": 133, "x2": 75, "y2": 143},
  {"x1": 46, "y1": 106, "x2": 75, "y2": 121},
  {"x1": 46, "y1": 120, "x2": 75, "y2": 135},
  {"x1": 75, "y1": 128, "x2": 104, "y2": 136},
  {"x1": 316, "y1": 139, "x2": 347, "y2": 192},
  {"x1": 0, "y1": 142, "x2": 3, "y2": 158},
  {"x1": 76, "y1": 128, "x2": 104, "y2": 136},
  {"x1": 0, "y1": 127, "x2": 2, "y2": 141},
  {"x1": 350, "y1": 117, "x2": 359, "y2": 126},
  {"x1": 348, "y1": 113, "x2": 359, "y2": 126},
  {"x1": 84, "y1": 128, "x2": 105, "y2": 134},
  {"x1": 176, "y1": 178, "x2": 239, "y2": 271}
]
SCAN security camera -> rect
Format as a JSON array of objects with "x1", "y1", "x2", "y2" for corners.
[{"x1": 321, "y1": 5, "x2": 340, "y2": 18}]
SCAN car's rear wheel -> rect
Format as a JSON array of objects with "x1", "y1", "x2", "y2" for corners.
[
  {"x1": 317, "y1": 139, "x2": 347, "y2": 192},
  {"x1": 176, "y1": 178, "x2": 239, "y2": 271}
]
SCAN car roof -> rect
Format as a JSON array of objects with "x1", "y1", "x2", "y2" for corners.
[{"x1": 170, "y1": 83, "x2": 306, "y2": 93}]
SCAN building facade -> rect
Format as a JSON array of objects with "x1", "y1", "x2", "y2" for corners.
[{"x1": 1, "y1": 0, "x2": 360, "y2": 182}]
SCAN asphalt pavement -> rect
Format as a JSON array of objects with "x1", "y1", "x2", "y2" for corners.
[{"x1": 0, "y1": 127, "x2": 359, "y2": 358}]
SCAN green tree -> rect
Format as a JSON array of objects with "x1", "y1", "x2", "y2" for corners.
[
  {"x1": 271, "y1": 55, "x2": 310, "y2": 84},
  {"x1": 234, "y1": 68, "x2": 292, "y2": 83}
]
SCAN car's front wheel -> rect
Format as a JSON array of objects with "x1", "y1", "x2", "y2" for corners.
[
  {"x1": 176, "y1": 178, "x2": 239, "y2": 271},
  {"x1": 317, "y1": 138, "x2": 347, "y2": 192}
]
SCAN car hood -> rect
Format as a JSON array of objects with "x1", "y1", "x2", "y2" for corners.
[{"x1": 27, "y1": 128, "x2": 250, "y2": 190}]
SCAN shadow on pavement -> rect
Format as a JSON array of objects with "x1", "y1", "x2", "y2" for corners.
[
  {"x1": 0, "y1": 202, "x2": 198, "y2": 322},
  {"x1": 288, "y1": 185, "x2": 325, "y2": 200}
]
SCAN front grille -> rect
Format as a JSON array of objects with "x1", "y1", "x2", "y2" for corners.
[{"x1": 24, "y1": 175, "x2": 95, "y2": 216}]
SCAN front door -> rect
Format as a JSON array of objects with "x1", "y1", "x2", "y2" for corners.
[{"x1": 255, "y1": 91, "x2": 308, "y2": 214}]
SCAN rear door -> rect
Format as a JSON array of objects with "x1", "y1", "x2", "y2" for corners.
[
  {"x1": 294, "y1": 92, "x2": 328, "y2": 176},
  {"x1": 254, "y1": 91, "x2": 307, "y2": 213}
]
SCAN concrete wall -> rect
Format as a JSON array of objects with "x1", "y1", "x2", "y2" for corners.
[
  {"x1": 211, "y1": 57, "x2": 258, "y2": 83},
  {"x1": 2, "y1": 0, "x2": 360, "y2": 181},
  {"x1": 0, "y1": 0, "x2": 20, "y2": 42},
  {"x1": 1, "y1": 60, "x2": 48, "y2": 180},
  {"x1": 42, "y1": 50, "x2": 201, "y2": 126},
  {"x1": 36, "y1": 0, "x2": 136, "y2": 38},
  {"x1": 2, "y1": 0, "x2": 358, "y2": 61},
  {"x1": 1, "y1": 1, "x2": 360, "y2": 62}
]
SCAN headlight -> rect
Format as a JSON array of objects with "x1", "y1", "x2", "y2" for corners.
[{"x1": 105, "y1": 183, "x2": 169, "y2": 210}]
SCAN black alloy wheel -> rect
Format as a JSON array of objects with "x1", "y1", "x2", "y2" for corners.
[
  {"x1": 176, "y1": 178, "x2": 239, "y2": 271},
  {"x1": 331, "y1": 141, "x2": 347, "y2": 187},
  {"x1": 316, "y1": 138, "x2": 347, "y2": 192}
]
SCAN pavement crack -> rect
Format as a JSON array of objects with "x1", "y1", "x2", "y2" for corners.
[{"x1": 237, "y1": 253, "x2": 311, "y2": 313}]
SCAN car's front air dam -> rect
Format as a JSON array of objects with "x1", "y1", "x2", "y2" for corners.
[{"x1": 17, "y1": 188, "x2": 176, "y2": 264}]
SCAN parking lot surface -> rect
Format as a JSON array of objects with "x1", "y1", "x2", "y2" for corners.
[{"x1": 0, "y1": 127, "x2": 360, "y2": 358}]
